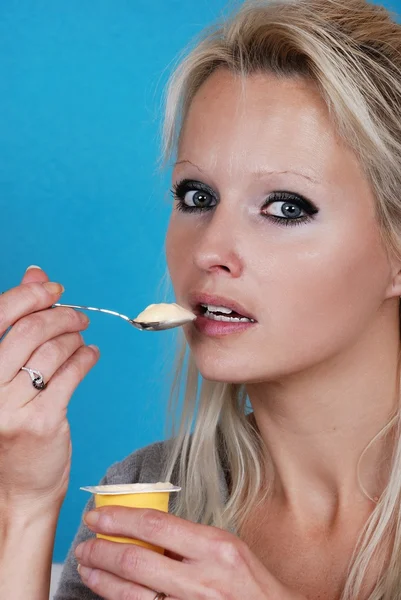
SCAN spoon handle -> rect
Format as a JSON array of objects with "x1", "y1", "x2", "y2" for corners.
[{"x1": 52, "y1": 302, "x2": 138, "y2": 326}]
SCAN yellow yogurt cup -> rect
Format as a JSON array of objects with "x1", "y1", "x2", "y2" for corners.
[{"x1": 80, "y1": 482, "x2": 181, "y2": 554}]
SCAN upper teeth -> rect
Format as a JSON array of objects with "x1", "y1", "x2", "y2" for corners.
[{"x1": 202, "y1": 304, "x2": 233, "y2": 314}]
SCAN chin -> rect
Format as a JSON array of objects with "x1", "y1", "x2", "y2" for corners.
[
  {"x1": 199, "y1": 369, "x2": 245, "y2": 384},
  {"x1": 187, "y1": 341, "x2": 317, "y2": 385},
  {"x1": 196, "y1": 364, "x2": 275, "y2": 385},
  {"x1": 183, "y1": 332, "x2": 259, "y2": 383},
  {"x1": 189, "y1": 352, "x2": 260, "y2": 384}
]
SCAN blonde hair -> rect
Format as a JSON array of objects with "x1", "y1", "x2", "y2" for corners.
[{"x1": 158, "y1": 1, "x2": 401, "y2": 598}]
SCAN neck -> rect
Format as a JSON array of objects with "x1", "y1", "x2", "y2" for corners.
[{"x1": 246, "y1": 315, "x2": 400, "y2": 528}]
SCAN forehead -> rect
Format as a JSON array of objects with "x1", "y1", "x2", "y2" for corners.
[{"x1": 177, "y1": 69, "x2": 362, "y2": 186}]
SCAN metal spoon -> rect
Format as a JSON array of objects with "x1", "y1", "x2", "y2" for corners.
[{"x1": 52, "y1": 302, "x2": 195, "y2": 331}]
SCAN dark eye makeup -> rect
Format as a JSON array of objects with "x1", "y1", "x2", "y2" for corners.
[{"x1": 171, "y1": 178, "x2": 319, "y2": 227}]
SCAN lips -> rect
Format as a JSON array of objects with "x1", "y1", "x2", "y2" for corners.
[{"x1": 189, "y1": 292, "x2": 257, "y2": 322}]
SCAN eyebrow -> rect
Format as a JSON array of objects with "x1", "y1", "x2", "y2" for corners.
[{"x1": 174, "y1": 160, "x2": 321, "y2": 185}]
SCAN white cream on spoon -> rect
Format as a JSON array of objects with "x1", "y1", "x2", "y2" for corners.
[{"x1": 133, "y1": 302, "x2": 197, "y2": 330}]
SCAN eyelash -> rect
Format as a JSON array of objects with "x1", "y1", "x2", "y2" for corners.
[{"x1": 171, "y1": 179, "x2": 318, "y2": 227}]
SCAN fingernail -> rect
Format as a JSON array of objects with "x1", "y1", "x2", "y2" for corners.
[
  {"x1": 79, "y1": 312, "x2": 90, "y2": 325},
  {"x1": 84, "y1": 511, "x2": 100, "y2": 526},
  {"x1": 42, "y1": 282, "x2": 65, "y2": 294},
  {"x1": 26, "y1": 265, "x2": 42, "y2": 272},
  {"x1": 78, "y1": 565, "x2": 93, "y2": 579},
  {"x1": 88, "y1": 344, "x2": 100, "y2": 355}
]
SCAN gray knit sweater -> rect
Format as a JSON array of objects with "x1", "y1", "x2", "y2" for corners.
[{"x1": 54, "y1": 439, "x2": 229, "y2": 600}]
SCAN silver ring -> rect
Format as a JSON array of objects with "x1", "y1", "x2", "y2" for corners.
[{"x1": 21, "y1": 367, "x2": 47, "y2": 390}]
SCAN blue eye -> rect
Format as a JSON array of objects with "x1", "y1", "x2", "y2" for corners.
[
  {"x1": 182, "y1": 189, "x2": 216, "y2": 210},
  {"x1": 171, "y1": 180, "x2": 319, "y2": 226},
  {"x1": 261, "y1": 192, "x2": 318, "y2": 227},
  {"x1": 171, "y1": 179, "x2": 217, "y2": 213}
]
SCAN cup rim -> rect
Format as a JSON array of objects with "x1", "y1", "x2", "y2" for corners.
[{"x1": 80, "y1": 485, "x2": 182, "y2": 495}]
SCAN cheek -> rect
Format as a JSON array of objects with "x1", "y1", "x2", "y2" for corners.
[
  {"x1": 255, "y1": 221, "x2": 391, "y2": 361},
  {"x1": 165, "y1": 216, "x2": 194, "y2": 287}
]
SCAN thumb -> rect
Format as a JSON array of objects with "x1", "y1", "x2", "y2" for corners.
[{"x1": 21, "y1": 265, "x2": 50, "y2": 286}]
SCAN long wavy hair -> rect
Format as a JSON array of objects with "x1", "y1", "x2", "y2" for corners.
[{"x1": 158, "y1": 1, "x2": 401, "y2": 598}]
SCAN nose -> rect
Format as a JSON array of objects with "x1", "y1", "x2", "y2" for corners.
[{"x1": 192, "y1": 204, "x2": 243, "y2": 278}]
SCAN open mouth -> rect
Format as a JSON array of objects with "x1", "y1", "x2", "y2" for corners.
[{"x1": 198, "y1": 303, "x2": 256, "y2": 323}]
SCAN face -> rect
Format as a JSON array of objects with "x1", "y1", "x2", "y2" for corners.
[{"x1": 165, "y1": 68, "x2": 395, "y2": 384}]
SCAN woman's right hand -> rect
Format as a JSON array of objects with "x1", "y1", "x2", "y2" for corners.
[{"x1": 0, "y1": 266, "x2": 100, "y2": 516}]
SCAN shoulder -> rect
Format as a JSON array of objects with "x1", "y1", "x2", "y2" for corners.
[{"x1": 103, "y1": 438, "x2": 176, "y2": 486}]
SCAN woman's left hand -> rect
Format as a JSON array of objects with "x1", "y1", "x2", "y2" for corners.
[{"x1": 75, "y1": 506, "x2": 306, "y2": 600}]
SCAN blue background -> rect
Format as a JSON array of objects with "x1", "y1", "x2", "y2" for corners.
[{"x1": 0, "y1": 0, "x2": 399, "y2": 562}]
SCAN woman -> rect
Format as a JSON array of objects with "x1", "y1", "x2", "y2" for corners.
[{"x1": 2, "y1": 0, "x2": 401, "y2": 598}]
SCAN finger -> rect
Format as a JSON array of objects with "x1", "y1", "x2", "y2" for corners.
[
  {"x1": 77, "y1": 538, "x2": 187, "y2": 599},
  {"x1": 0, "y1": 269, "x2": 52, "y2": 344},
  {"x1": 8, "y1": 331, "x2": 85, "y2": 407},
  {"x1": 78, "y1": 564, "x2": 167, "y2": 600},
  {"x1": 35, "y1": 343, "x2": 100, "y2": 410},
  {"x1": 84, "y1": 506, "x2": 216, "y2": 561},
  {"x1": 20, "y1": 265, "x2": 49, "y2": 286},
  {"x1": 0, "y1": 304, "x2": 89, "y2": 384},
  {"x1": 0, "y1": 281, "x2": 64, "y2": 341}
]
